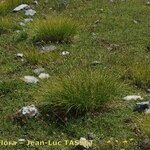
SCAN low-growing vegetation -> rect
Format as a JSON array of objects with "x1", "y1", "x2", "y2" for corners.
[
  {"x1": 30, "y1": 17, "x2": 77, "y2": 44},
  {"x1": 0, "y1": 17, "x2": 17, "y2": 34},
  {"x1": 0, "y1": 0, "x2": 150, "y2": 150},
  {"x1": 121, "y1": 57, "x2": 150, "y2": 90},
  {"x1": 129, "y1": 61, "x2": 150, "y2": 90},
  {"x1": 43, "y1": 70, "x2": 127, "y2": 116}
]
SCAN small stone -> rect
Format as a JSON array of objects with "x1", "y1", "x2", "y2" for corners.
[
  {"x1": 91, "y1": 61, "x2": 101, "y2": 66},
  {"x1": 18, "y1": 139, "x2": 26, "y2": 142},
  {"x1": 19, "y1": 22, "x2": 25, "y2": 26},
  {"x1": 24, "y1": 18, "x2": 33, "y2": 23},
  {"x1": 16, "y1": 53, "x2": 23, "y2": 58},
  {"x1": 23, "y1": 76, "x2": 39, "y2": 83},
  {"x1": 18, "y1": 105, "x2": 38, "y2": 118},
  {"x1": 33, "y1": 68, "x2": 45, "y2": 75},
  {"x1": 25, "y1": 9, "x2": 36, "y2": 16},
  {"x1": 61, "y1": 51, "x2": 70, "y2": 56},
  {"x1": 33, "y1": 1, "x2": 38, "y2": 5},
  {"x1": 38, "y1": 73, "x2": 50, "y2": 79},
  {"x1": 41, "y1": 45, "x2": 57, "y2": 52},
  {"x1": 123, "y1": 95, "x2": 143, "y2": 101},
  {"x1": 13, "y1": 4, "x2": 29, "y2": 12},
  {"x1": 133, "y1": 20, "x2": 138, "y2": 24}
]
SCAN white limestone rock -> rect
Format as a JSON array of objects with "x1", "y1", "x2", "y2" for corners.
[
  {"x1": 18, "y1": 139, "x2": 26, "y2": 142},
  {"x1": 123, "y1": 95, "x2": 143, "y2": 101},
  {"x1": 19, "y1": 22, "x2": 25, "y2": 26},
  {"x1": 24, "y1": 18, "x2": 33, "y2": 23},
  {"x1": 33, "y1": 68, "x2": 45, "y2": 75},
  {"x1": 79, "y1": 137, "x2": 93, "y2": 149},
  {"x1": 13, "y1": 4, "x2": 29, "y2": 12},
  {"x1": 25, "y1": 9, "x2": 36, "y2": 16},
  {"x1": 23, "y1": 76, "x2": 39, "y2": 83},
  {"x1": 18, "y1": 105, "x2": 38, "y2": 118},
  {"x1": 61, "y1": 51, "x2": 70, "y2": 56},
  {"x1": 16, "y1": 53, "x2": 23, "y2": 58},
  {"x1": 38, "y1": 73, "x2": 50, "y2": 79}
]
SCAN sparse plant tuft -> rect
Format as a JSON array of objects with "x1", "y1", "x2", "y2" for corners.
[
  {"x1": 0, "y1": 17, "x2": 17, "y2": 34},
  {"x1": 129, "y1": 61, "x2": 150, "y2": 90},
  {"x1": 30, "y1": 17, "x2": 77, "y2": 44}
]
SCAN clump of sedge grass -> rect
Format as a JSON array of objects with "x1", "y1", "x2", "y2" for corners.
[
  {"x1": 0, "y1": 0, "x2": 32, "y2": 14},
  {"x1": 129, "y1": 61, "x2": 150, "y2": 90},
  {"x1": 43, "y1": 70, "x2": 127, "y2": 116},
  {"x1": 30, "y1": 17, "x2": 77, "y2": 44},
  {"x1": 0, "y1": 17, "x2": 17, "y2": 34}
]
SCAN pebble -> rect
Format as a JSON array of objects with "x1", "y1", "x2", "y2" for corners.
[
  {"x1": 18, "y1": 105, "x2": 38, "y2": 118},
  {"x1": 91, "y1": 61, "x2": 101, "y2": 66},
  {"x1": 24, "y1": 18, "x2": 33, "y2": 23},
  {"x1": 38, "y1": 73, "x2": 50, "y2": 79},
  {"x1": 25, "y1": 9, "x2": 36, "y2": 16},
  {"x1": 133, "y1": 20, "x2": 138, "y2": 24},
  {"x1": 123, "y1": 95, "x2": 143, "y2": 101},
  {"x1": 13, "y1": 4, "x2": 29, "y2": 12},
  {"x1": 33, "y1": 1, "x2": 38, "y2": 5},
  {"x1": 16, "y1": 53, "x2": 23, "y2": 58},
  {"x1": 23, "y1": 76, "x2": 39, "y2": 83},
  {"x1": 79, "y1": 137, "x2": 93, "y2": 149},
  {"x1": 61, "y1": 51, "x2": 70, "y2": 56},
  {"x1": 33, "y1": 68, "x2": 45, "y2": 75},
  {"x1": 18, "y1": 139, "x2": 26, "y2": 142},
  {"x1": 19, "y1": 22, "x2": 25, "y2": 26}
]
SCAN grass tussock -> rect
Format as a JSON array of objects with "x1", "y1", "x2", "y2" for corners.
[
  {"x1": 131, "y1": 63, "x2": 150, "y2": 89},
  {"x1": 0, "y1": 0, "x2": 32, "y2": 14},
  {"x1": 124, "y1": 59, "x2": 150, "y2": 90},
  {"x1": 30, "y1": 17, "x2": 77, "y2": 44},
  {"x1": 41, "y1": 70, "x2": 127, "y2": 116},
  {"x1": 0, "y1": 17, "x2": 17, "y2": 34}
]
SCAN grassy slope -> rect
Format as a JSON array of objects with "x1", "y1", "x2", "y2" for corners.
[{"x1": 0, "y1": 0, "x2": 150, "y2": 149}]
